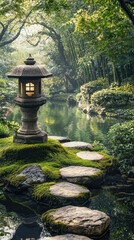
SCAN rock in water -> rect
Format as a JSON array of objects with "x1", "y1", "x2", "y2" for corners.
[
  {"x1": 48, "y1": 136, "x2": 70, "y2": 143},
  {"x1": 43, "y1": 205, "x2": 110, "y2": 238},
  {"x1": 60, "y1": 166, "x2": 103, "y2": 187},
  {"x1": 76, "y1": 151, "x2": 104, "y2": 161},
  {"x1": 62, "y1": 141, "x2": 93, "y2": 150}
]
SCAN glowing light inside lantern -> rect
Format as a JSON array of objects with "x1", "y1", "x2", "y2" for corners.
[{"x1": 26, "y1": 82, "x2": 34, "y2": 96}]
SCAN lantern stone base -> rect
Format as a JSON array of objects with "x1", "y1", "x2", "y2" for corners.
[{"x1": 13, "y1": 131, "x2": 47, "y2": 144}]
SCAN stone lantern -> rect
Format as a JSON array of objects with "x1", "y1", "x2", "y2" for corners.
[{"x1": 8, "y1": 54, "x2": 52, "y2": 144}]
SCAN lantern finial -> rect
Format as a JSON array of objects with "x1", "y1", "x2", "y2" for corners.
[{"x1": 24, "y1": 54, "x2": 36, "y2": 65}]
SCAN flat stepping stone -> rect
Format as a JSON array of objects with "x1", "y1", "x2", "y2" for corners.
[
  {"x1": 40, "y1": 234, "x2": 93, "y2": 239},
  {"x1": 62, "y1": 141, "x2": 93, "y2": 150},
  {"x1": 34, "y1": 182, "x2": 90, "y2": 207},
  {"x1": 48, "y1": 136, "x2": 70, "y2": 143},
  {"x1": 50, "y1": 182, "x2": 90, "y2": 198},
  {"x1": 76, "y1": 151, "x2": 104, "y2": 161},
  {"x1": 43, "y1": 205, "x2": 110, "y2": 238},
  {"x1": 60, "y1": 166, "x2": 104, "y2": 187}
]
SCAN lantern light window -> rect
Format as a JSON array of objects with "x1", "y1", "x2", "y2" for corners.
[{"x1": 26, "y1": 82, "x2": 34, "y2": 96}]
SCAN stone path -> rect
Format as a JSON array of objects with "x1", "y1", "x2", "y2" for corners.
[
  {"x1": 48, "y1": 136, "x2": 70, "y2": 143},
  {"x1": 40, "y1": 234, "x2": 93, "y2": 239},
  {"x1": 76, "y1": 151, "x2": 104, "y2": 161},
  {"x1": 50, "y1": 182, "x2": 90, "y2": 199},
  {"x1": 44, "y1": 205, "x2": 110, "y2": 238},
  {"x1": 62, "y1": 141, "x2": 93, "y2": 150},
  {"x1": 60, "y1": 166, "x2": 103, "y2": 187}
]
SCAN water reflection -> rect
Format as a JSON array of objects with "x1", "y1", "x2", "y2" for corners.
[
  {"x1": 11, "y1": 222, "x2": 42, "y2": 240},
  {"x1": 7, "y1": 101, "x2": 125, "y2": 145}
]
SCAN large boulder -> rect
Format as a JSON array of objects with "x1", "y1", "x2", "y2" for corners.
[
  {"x1": 40, "y1": 234, "x2": 93, "y2": 239},
  {"x1": 62, "y1": 141, "x2": 93, "y2": 150},
  {"x1": 42, "y1": 205, "x2": 110, "y2": 238},
  {"x1": 60, "y1": 166, "x2": 104, "y2": 187}
]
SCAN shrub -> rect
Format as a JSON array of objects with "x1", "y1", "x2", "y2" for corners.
[
  {"x1": 108, "y1": 120, "x2": 134, "y2": 170},
  {"x1": 91, "y1": 89, "x2": 132, "y2": 108},
  {"x1": 0, "y1": 123, "x2": 10, "y2": 138},
  {"x1": 78, "y1": 77, "x2": 109, "y2": 102},
  {"x1": 0, "y1": 78, "x2": 6, "y2": 88}
]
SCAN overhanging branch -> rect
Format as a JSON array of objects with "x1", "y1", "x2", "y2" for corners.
[{"x1": 118, "y1": 0, "x2": 134, "y2": 25}]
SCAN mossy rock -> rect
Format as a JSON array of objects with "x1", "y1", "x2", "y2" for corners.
[
  {"x1": 60, "y1": 166, "x2": 104, "y2": 188},
  {"x1": 33, "y1": 182, "x2": 91, "y2": 207},
  {"x1": 42, "y1": 205, "x2": 110, "y2": 238}
]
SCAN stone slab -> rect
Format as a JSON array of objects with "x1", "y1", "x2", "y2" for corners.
[
  {"x1": 76, "y1": 151, "x2": 104, "y2": 161},
  {"x1": 40, "y1": 234, "x2": 93, "y2": 239},
  {"x1": 48, "y1": 136, "x2": 70, "y2": 143},
  {"x1": 62, "y1": 141, "x2": 93, "y2": 150},
  {"x1": 44, "y1": 205, "x2": 110, "y2": 238},
  {"x1": 50, "y1": 182, "x2": 90, "y2": 198},
  {"x1": 60, "y1": 166, "x2": 102, "y2": 187}
]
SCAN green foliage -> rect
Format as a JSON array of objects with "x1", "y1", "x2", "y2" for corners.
[
  {"x1": 78, "y1": 77, "x2": 109, "y2": 102},
  {"x1": 108, "y1": 120, "x2": 134, "y2": 170},
  {"x1": 91, "y1": 88, "x2": 132, "y2": 108},
  {"x1": 111, "y1": 84, "x2": 134, "y2": 96},
  {"x1": 75, "y1": 0, "x2": 133, "y2": 60},
  {"x1": 0, "y1": 79, "x2": 6, "y2": 88},
  {"x1": 0, "y1": 123, "x2": 10, "y2": 138}
]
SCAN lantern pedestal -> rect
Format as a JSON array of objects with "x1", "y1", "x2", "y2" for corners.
[
  {"x1": 8, "y1": 54, "x2": 52, "y2": 144},
  {"x1": 13, "y1": 96, "x2": 47, "y2": 144},
  {"x1": 13, "y1": 131, "x2": 47, "y2": 144}
]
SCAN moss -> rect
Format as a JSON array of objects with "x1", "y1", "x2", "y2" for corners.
[
  {"x1": 0, "y1": 191, "x2": 6, "y2": 202},
  {"x1": 34, "y1": 182, "x2": 91, "y2": 207},
  {"x1": 0, "y1": 137, "x2": 113, "y2": 185},
  {"x1": 33, "y1": 182, "x2": 56, "y2": 200},
  {"x1": 86, "y1": 170, "x2": 105, "y2": 188},
  {"x1": 42, "y1": 209, "x2": 68, "y2": 234},
  {"x1": 9, "y1": 175, "x2": 27, "y2": 188}
]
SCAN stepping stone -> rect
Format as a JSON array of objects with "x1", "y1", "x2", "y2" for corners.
[
  {"x1": 60, "y1": 166, "x2": 104, "y2": 187},
  {"x1": 43, "y1": 205, "x2": 110, "y2": 238},
  {"x1": 62, "y1": 141, "x2": 93, "y2": 150},
  {"x1": 48, "y1": 136, "x2": 70, "y2": 143},
  {"x1": 40, "y1": 234, "x2": 93, "y2": 239},
  {"x1": 50, "y1": 182, "x2": 90, "y2": 198},
  {"x1": 34, "y1": 182, "x2": 90, "y2": 207},
  {"x1": 76, "y1": 151, "x2": 104, "y2": 161}
]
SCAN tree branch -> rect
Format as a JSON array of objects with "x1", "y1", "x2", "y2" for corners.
[
  {"x1": 26, "y1": 35, "x2": 41, "y2": 46},
  {"x1": 0, "y1": 10, "x2": 32, "y2": 47},
  {"x1": 118, "y1": 0, "x2": 134, "y2": 25}
]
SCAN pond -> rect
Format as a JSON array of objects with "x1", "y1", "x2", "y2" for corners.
[
  {"x1": 0, "y1": 101, "x2": 133, "y2": 240},
  {"x1": 7, "y1": 101, "x2": 126, "y2": 145}
]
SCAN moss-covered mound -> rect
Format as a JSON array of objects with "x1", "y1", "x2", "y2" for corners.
[
  {"x1": 0, "y1": 137, "x2": 113, "y2": 190},
  {"x1": 33, "y1": 182, "x2": 91, "y2": 207}
]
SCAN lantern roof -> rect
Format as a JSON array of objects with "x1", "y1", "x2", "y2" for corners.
[{"x1": 8, "y1": 54, "x2": 52, "y2": 79}]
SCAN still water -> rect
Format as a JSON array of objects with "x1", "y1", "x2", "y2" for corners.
[
  {"x1": 7, "y1": 101, "x2": 125, "y2": 145},
  {"x1": 0, "y1": 101, "x2": 133, "y2": 240}
]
